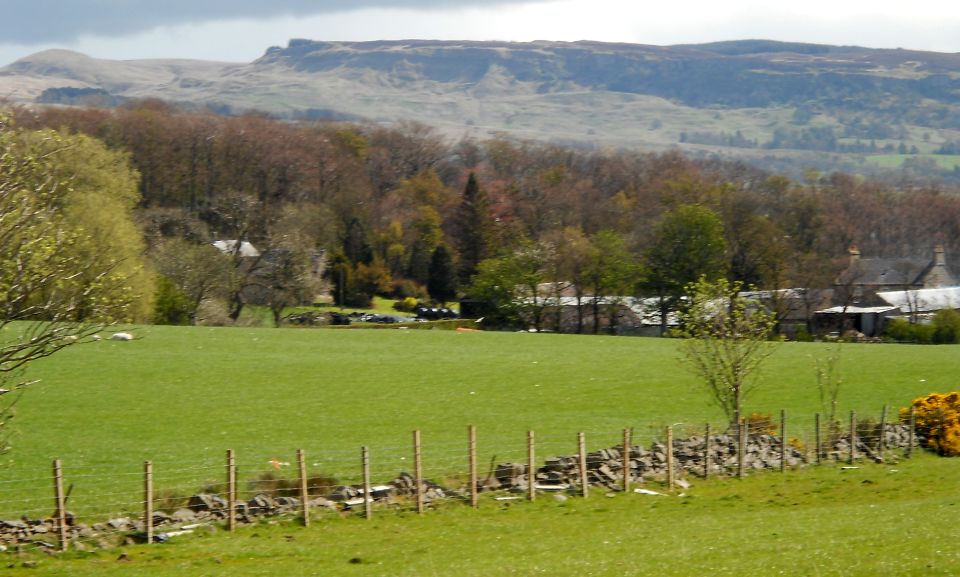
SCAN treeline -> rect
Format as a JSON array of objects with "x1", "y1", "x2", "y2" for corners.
[
  {"x1": 9, "y1": 102, "x2": 960, "y2": 328},
  {"x1": 682, "y1": 127, "x2": 921, "y2": 155}
]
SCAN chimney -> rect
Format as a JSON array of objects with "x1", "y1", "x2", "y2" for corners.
[
  {"x1": 848, "y1": 244, "x2": 860, "y2": 264},
  {"x1": 934, "y1": 244, "x2": 946, "y2": 267}
]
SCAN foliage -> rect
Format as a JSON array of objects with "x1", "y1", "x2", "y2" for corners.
[
  {"x1": 643, "y1": 205, "x2": 727, "y2": 333},
  {"x1": 743, "y1": 412, "x2": 778, "y2": 435},
  {"x1": 427, "y1": 245, "x2": 458, "y2": 306},
  {"x1": 901, "y1": 392, "x2": 960, "y2": 457},
  {"x1": 393, "y1": 297, "x2": 420, "y2": 313},
  {"x1": 0, "y1": 118, "x2": 150, "y2": 453},
  {"x1": 249, "y1": 470, "x2": 338, "y2": 498},
  {"x1": 814, "y1": 343, "x2": 843, "y2": 428},
  {"x1": 152, "y1": 276, "x2": 193, "y2": 325},
  {"x1": 466, "y1": 246, "x2": 542, "y2": 330},
  {"x1": 678, "y1": 277, "x2": 778, "y2": 424},
  {"x1": 884, "y1": 312, "x2": 960, "y2": 345},
  {"x1": 151, "y1": 239, "x2": 231, "y2": 325},
  {"x1": 16, "y1": 103, "x2": 960, "y2": 336},
  {"x1": 327, "y1": 253, "x2": 392, "y2": 309},
  {"x1": 454, "y1": 173, "x2": 495, "y2": 284},
  {"x1": 585, "y1": 230, "x2": 639, "y2": 335},
  {"x1": 932, "y1": 309, "x2": 960, "y2": 344}
]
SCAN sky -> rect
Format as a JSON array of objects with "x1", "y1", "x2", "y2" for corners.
[{"x1": 1, "y1": 0, "x2": 959, "y2": 67}]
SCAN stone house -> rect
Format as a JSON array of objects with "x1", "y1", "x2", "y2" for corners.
[{"x1": 833, "y1": 244, "x2": 956, "y2": 307}]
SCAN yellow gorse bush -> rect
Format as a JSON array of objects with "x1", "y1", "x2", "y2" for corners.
[{"x1": 900, "y1": 392, "x2": 960, "y2": 457}]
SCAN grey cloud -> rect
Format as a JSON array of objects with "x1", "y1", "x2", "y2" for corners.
[{"x1": 3, "y1": 0, "x2": 548, "y2": 45}]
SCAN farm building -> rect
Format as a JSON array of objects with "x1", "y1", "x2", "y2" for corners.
[
  {"x1": 834, "y1": 244, "x2": 956, "y2": 306},
  {"x1": 876, "y1": 286, "x2": 960, "y2": 320}
]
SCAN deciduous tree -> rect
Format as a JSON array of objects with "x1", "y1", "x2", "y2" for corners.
[
  {"x1": 0, "y1": 119, "x2": 148, "y2": 451},
  {"x1": 678, "y1": 277, "x2": 778, "y2": 426},
  {"x1": 643, "y1": 205, "x2": 727, "y2": 334}
]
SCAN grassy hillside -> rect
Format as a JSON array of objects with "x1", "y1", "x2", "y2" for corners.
[{"x1": 0, "y1": 325, "x2": 954, "y2": 521}]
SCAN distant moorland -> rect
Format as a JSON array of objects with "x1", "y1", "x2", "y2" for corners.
[{"x1": 4, "y1": 39, "x2": 960, "y2": 178}]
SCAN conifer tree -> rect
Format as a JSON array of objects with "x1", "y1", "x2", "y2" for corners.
[
  {"x1": 427, "y1": 245, "x2": 458, "y2": 306},
  {"x1": 454, "y1": 172, "x2": 494, "y2": 284}
]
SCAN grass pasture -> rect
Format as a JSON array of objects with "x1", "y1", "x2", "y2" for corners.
[
  {"x1": 864, "y1": 153, "x2": 960, "y2": 170},
  {"x1": 2, "y1": 327, "x2": 956, "y2": 512},
  {"x1": 1, "y1": 325, "x2": 959, "y2": 575}
]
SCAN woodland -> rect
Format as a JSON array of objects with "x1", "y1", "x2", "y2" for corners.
[{"x1": 6, "y1": 101, "x2": 960, "y2": 330}]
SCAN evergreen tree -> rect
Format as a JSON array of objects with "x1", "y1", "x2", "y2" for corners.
[
  {"x1": 454, "y1": 172, "x2": 494, "y2": 284},
  {"x1": 407, "y1": 238, "x2": 433, "y2": 287},
  {"x1": 342, "y1": 217, "x2": 373, "y2": 265},
  {"x1": 427, "y1": 245, "x2": 458, "y2": 306}
]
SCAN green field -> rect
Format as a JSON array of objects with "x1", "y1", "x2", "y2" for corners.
[
  {"x1": 1, "y1": 327, "x2": 953, "y2": 510},
  {"x1": 2, "y1": 325, "x2": 958, "y2": 574},
  {"x1": 864, "y1": 154, "x2": 960, "y2": 170}
]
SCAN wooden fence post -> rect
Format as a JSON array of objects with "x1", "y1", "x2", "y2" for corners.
[
  {"x1": 53, "y1": 460, "x2": 67, "y2": 552},
  {"x1": 878, "y1": 405, "x2": 888, "y2": 460},
  {"x1": 780, "y1": 410, "x2": 787, "y2": 473},
  {"x1": 577, "y1": 432, "x2": 589, "y2": 498},
  {"x1": 703, "y1": 423, "x2": 711, "y2": 480},
  {"x1": 666, "y1": 426, "x2": 675, "y2": 491},
  {"x1": 849, "y1": 411, "x2": 857, "y2": 464},
  {"x1": 226, "y1": 449, "x2": 236, "y2": 532},
  {"x1": 815, "y1": 413, "x2": 822, "y2": 465},
  {"x1": 468, "y1": 425, "x2": 478, "y2": 508},
  {"x1": 527, "y1": 430, "x2": 536, "y2": 502},
  {"x1": 906, "y1": 406, "x2": 916, "y2": 459},
  {"x1": 144, "y1": 460, "x2": 154, "y2": 545},
  {"x1": 414, "y1": 430, "x2": 424, "y2": 514},
  {"x1": 737, "y1": 418, "x2": 746, "y2": 479},
  {"x1": 622, "y1": 428, "x2": 631, "y2": 493},
  {"x1": 297, "y1": 449, "x2": 309, "y2": 527},
  {"x1": 362, "y1": 446, "x2": 372, "y2": 520}
]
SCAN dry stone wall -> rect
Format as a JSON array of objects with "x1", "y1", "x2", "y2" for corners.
[{"x1": 0, "y1": 424, "x2": 918, "y2": 551}]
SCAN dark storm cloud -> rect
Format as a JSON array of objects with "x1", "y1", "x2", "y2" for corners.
[{"x1": 3, "y1": 0, "x2": 545, "y2": 44}]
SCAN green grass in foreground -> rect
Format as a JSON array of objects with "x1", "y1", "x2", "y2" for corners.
[
  {"x1": 0, "y1": 325, "x2": 956, "y2": 520},
  {"x1": 9, "y1": 453, "x2": 959, "y2": 577}
]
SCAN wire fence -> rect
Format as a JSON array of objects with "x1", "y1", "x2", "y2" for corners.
[{"x1": 0, "y1": 406, "x2": 918, "y2": 554}]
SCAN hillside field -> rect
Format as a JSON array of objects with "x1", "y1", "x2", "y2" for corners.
[
  {"x1": 1, "y1": 324, "x2": 959, "y2": 575},
  {"x1": 0, "y1": 325, "x2": 955, "y2": 514}
]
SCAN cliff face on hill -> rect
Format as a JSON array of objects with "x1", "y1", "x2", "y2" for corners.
[
  {"x1": 258, "y1": 38, "x2": 960, "y2": 111},
  {"x1": 4, "y1": 39, "x2": 960, "y2": 177}
]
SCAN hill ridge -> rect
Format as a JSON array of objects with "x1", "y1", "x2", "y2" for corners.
[{"x1": 4, "y1": 38, "x2": 960, "y2": 178}]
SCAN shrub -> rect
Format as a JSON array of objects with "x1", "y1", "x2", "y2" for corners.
[
  {"x1": 195, "y1": 299, "x2": 231, "y2": 326},
  {"x1": 744, "y1": 412, "x2": 778, "y2": 436},
  {"x1": 393, "y1": 297, "x2": 420, "y2": 312},
  {"x1": 900, "y1": 392, "x2": 960, "y2": 456},
  {"x1": 883, "y1": 318, "x2": 912, "y2": 342},
  {"x1": 152, "y1": 275, "x2": 192, "y2": 325},
  {"x1": 883, "y1": 318, "x2": 934, "y2": 343},
  {"x1": 933, "y1": 309, "x2": 960, "y2": 344},
  {"x1": 248, "y1": 470, "x2": 339, "y2": 497},
  {"x1": 392, "y1": 279, "x2": 428, "y2": 300}
]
